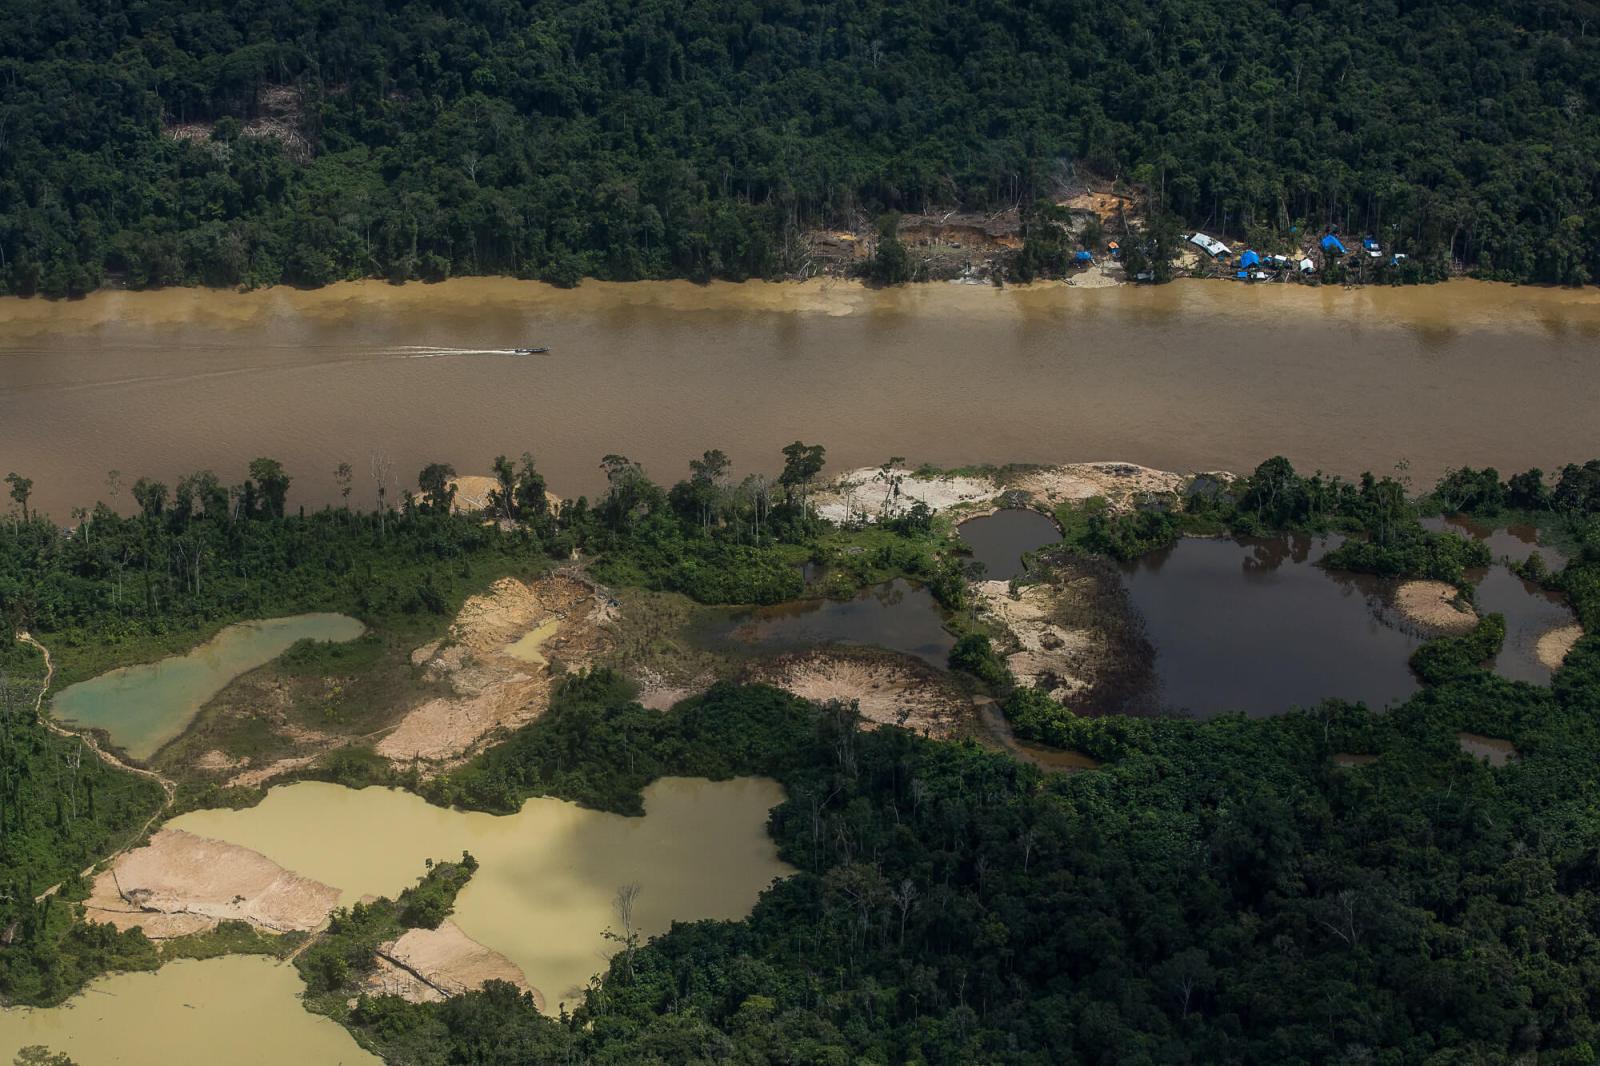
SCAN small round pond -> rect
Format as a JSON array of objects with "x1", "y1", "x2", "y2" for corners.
[{"x1": 956, "y1": 509, "x2": 1061, "y2": 581}]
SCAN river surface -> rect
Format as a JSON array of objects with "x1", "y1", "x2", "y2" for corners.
[
  {"x1": 0, "y1": 955, "x2": 378, "y2": 1065},
  {"x1": 4, "y1": 279, "x2": 1600, "y2": 518},
  {"x1": 171, "y1": 776, "x2": 792, "y2": 1012},
  {"x1": 51, "y1": 613, "x2": 364, "y2": 759}
]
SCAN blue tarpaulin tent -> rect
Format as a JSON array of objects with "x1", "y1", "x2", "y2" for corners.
[
  {"x1": 1363, "y1": 236, "x2": 1380, "y2": 251},
  {"x1": 1074, "y1": 250, "x2": 1093, "y2": 264},
  {"x1": 1239, "y1": 249, "x2": 1261, "y2": 269},
  {"x1": 1320, "y1": 234, "x2": 1347, "y2": 255}
]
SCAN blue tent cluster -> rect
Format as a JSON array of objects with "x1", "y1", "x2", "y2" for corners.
[
  {"x1": 1239, "y1": 249, "x2": 1262, "y2": 269},
  {"x1": 1320, "y1": 234, "x2": 1347, "y2": 255}
]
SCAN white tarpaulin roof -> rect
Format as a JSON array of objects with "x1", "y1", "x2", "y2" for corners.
[{"x1": 1187, "y1": 233, "x2": 1231, "y2": 257}]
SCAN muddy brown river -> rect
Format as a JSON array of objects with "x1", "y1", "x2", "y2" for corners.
[{"x1": 3, "y1": 279, "x2": 1600, "y2": 517}]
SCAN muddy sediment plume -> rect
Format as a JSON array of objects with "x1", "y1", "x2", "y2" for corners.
[{"x1": 9, "y1": 279, "x2": 1600, "y2": 521}]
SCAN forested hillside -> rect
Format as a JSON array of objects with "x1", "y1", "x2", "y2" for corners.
[{"x1": 3, "y1": 0, "x2": 1598, "y2": 295}]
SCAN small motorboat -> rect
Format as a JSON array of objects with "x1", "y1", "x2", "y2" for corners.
[{"x1": 512, "y1": 346, "x2": 550, "y2": 354}]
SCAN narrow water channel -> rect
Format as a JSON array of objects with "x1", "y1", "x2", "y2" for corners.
[{"x1": 1422, "y1": 514, "x2": 1577, "y2": 684}]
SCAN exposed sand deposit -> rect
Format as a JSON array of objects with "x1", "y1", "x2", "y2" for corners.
[
  {"x1": 378, "y1": 574, "x2": 613, "y2": 764},
  {"x1": 1065, "y1": 261, "x2": 1126, "y2": 289},
  {"x1": 195, "y1": 749, "x2": 248, "y2": 773},
  {"x1": 228, "y1": 754, "x2": 320, "y2": 789},
  {"x1": 371, "y1": 920, "x2": 541, "y2": 1008},
  {"x1": 1011, "y1": 462, "x2": 1209, "y2": 511},
  {"x1": 632, "y1": 667, "x2": 712, "y2": 711},
  {"x1": 1537, "y1": 624, "x2": 1584, "y2": 670},
  {"x1": 83, "y1": 829, "x2": 339, "y2": 938},
  {"x1": 448, "y1": 475, "x2": 501, "y2": 513},
  {"x1": 753, "y1": 651, "x2": 968, "y2": 737},
  {"x1": 975, "y1": 579, "x2": 1108, "y2": 701},
  {"x1": 814, "y1": 467, "x2": 1001, "y2": 523},
  {"x1": 1393, "y1": 580, "x2": 1479, "y2": 635},
  {"x1": 448, "y1": 474, "x2": 564, "y2": 518}
]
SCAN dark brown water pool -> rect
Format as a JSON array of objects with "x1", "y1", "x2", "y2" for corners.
[{"x1": 956, "y1": 509, "x2": 1061, "y2": 581}]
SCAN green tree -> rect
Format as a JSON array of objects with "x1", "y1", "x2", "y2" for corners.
[
  {"x1": 4, "y1": 473, "x2": 32, "y2": 523},
  {"x1": 246, "y1": 458, "x2": 291, "y2": 518},
  {"x1": 418, "y1": 462, "x2": 459, "y2": 514}
]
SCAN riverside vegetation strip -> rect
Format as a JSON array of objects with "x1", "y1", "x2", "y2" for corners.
[{"x1": 2, "y1": 448, "x2": 1600, "y2": 1062}]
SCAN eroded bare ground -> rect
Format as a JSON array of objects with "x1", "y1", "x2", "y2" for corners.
[
  {"x1": 83, "y1": 829, "x2": 340, "y2": 938},
  {"x1": 370, "y1": 921, "x2": 541, "y2": 1009},
  {"x1": 1392, "y1": 580, "x2": 1479, "y2": 636},
  {"x1": 1537, "y1": 624, "x2": 1584, "y2": 670},
  {"x1": 447, "y1": 474, "x2": 563, "y2": 520},
  {"x1": 1010, "y1": 462, "x2": 1224, "y2": 511},
  {"x1": 155, "y1": 572, "x2": 615, "y2": 790},
  {"x1": 632, "y1": 666, "x2": 716, "y2": 711},
  {"x1": 749, "y1": 650, "x2": 970, "y2": 738},
  {"x1": 813, "y1": 461, "x2": 1229, "y2": 526},
  {"x1": 975, "y1": 554, "x2": 1154, "y2": 710},
  {"x1": 377, "y1": 574, "x2": 615, "y2": 767},
  {"x1": 814, "y1": 467, "x2": 1002, "y2": 524}
]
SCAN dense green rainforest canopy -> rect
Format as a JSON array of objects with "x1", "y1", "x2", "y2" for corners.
[{"x1": 3, "y1": 0, "x2": 1599, "y2": 295}]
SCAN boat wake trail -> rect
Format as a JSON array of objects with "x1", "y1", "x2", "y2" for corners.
[{"x1": 397, "y1": 345, "x2": 521, "y2": 359}]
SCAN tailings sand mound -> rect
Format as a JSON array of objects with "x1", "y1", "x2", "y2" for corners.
[
  {"x1": 372, "y1": 920, "x2": 541, "y2": 1008},
  {"x1": 1011, "y1": 462, "x2": 1200, "y2": 511},
  {"x1": 1394, "y1": 580, "x2": 1479, "y2": 635},
  {"x1": 975, "y1": 579, "x2": 1100, "y2": 700},
  {"x1": 1537, "y1": 624, "x2": 1583, "y2": 670},
  {"x1": 814, "y1": 468, "x2": 1000, "y2": 524},
  {"x1": 84, "y1": 829, "x2": 339, "y2": 937},
  {"x1": 755, "y1": 652, "x2": 968, "y2": 736},
  {"x1": 378, "y1": 575, "x2": 613, "y2": 764}
]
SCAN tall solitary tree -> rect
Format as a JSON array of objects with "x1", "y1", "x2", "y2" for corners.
[
  {"x1": 418, "y1": 463, "x2": 459, "y2": 514},
  {"x1": 4, "y1": 473, "x2": 32, "y2": 523},
  {"x1": 247, "y1": 458, "x2": 291, "y2": 518},
  {"x1": 779, "y1": 442, "x2": 826, "y2": 507}
]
